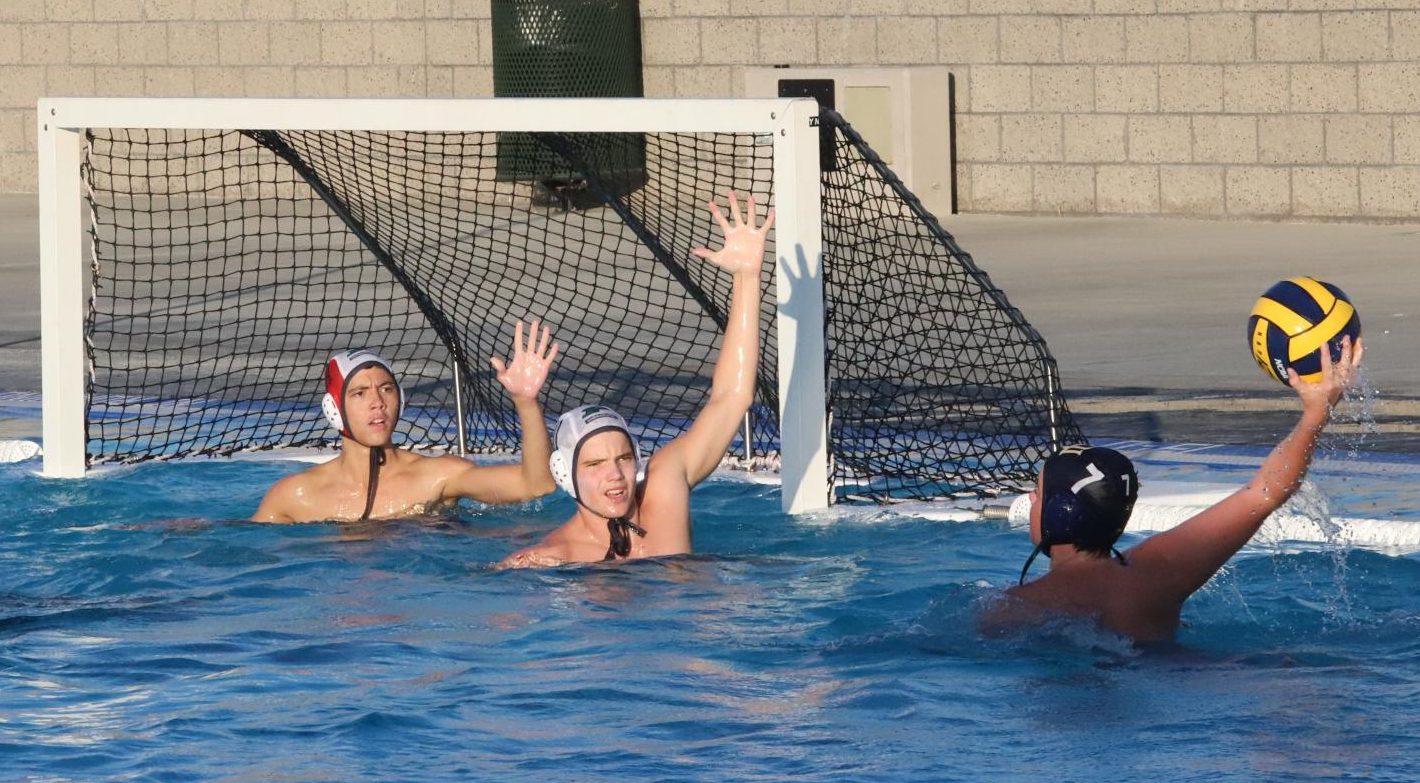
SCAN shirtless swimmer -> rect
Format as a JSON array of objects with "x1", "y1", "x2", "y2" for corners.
[
  {"x1": 500, "y1": 192, "x2": 773, "y2": 567},
  {"x1": 253, "y1": 320, "x2": 559, "y2": 523}
]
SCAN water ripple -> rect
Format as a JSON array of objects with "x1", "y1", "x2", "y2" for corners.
[{"x1": 0, "y1": 460, "x2": 1417, "y2": 780}]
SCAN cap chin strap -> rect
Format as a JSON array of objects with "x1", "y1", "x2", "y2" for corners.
[
  {"x1": 1018, "y1": 541, "x2": 1049, "y2": 586},
  {"x1": 358, "y1": 446, "x2": 385, "y2": 522},
  {"x1": 568, "y1": 490, "x2": 646, "y2": 560},
  {"x1": 1017, "y1": 540, "x2": 1129, "y2": 586},
  {"x1": 604, "y1": 515, "x2": 647, "y2": 560}
]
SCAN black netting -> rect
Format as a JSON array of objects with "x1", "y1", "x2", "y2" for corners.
[
  {"x1": 820, "y1": 110, "x2": 1083, "y2": 500},
  {"x1": 82, "y1": 108, "x2": 1080, "y2": 502},
  {"x1": 85, "y1": 126, "x2": 777, "y2": 465},
  {"x1": 85, "y1": 128, "x2": 461, "y2": 461}
]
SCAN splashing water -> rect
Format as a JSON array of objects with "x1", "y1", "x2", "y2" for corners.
[
  {"x1": 1329, "y1": 364, "x2": 1381, "y2": 457},
  {"x1": 1267, "y1": 480, "x2": 1357, "y2": 626},
  {"x1": 1309, "y1": 365, "x2": 1385, "y2": 624}
]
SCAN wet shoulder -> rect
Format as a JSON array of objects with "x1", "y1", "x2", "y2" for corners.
[
  {"x1": 978, "y1": 587, "x2": 1059, "y2": 636},
  {"x1": 279, "y1": 459, "x2": 338, "y2": 493},
  {"x1": 1018, "y1": 567, "x2": 1181, "y2": 642},
  {"x1": 255, "y1": 462, "x2": 332, "y2": 522},
  {"x1": 381, "y1": 451, "x2": 464, "y2": 489}
]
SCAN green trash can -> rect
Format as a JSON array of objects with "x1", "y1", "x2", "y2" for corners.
[{"x1": 492, "y1": 0, "x2": 645, "y2": 194}]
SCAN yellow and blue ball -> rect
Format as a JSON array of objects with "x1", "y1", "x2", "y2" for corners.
[{"x1": 1248, "y1": 277, "x2": 1361, "y2": 385}]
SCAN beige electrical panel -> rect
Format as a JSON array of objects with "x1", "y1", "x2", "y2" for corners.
[{"x1": 844, "y1": 86, "x2": 894, "y2": 164}]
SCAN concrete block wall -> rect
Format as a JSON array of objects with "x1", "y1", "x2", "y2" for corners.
[
  {"x1": 4, "y1": 0, "x2": 1420, "y2": 220},
  {"x1": 0, "y1": 0, "x2": 496, "y2": 192},
  {"x1": 637, "y1": 0, "x2": 1420, "y2": 220}
]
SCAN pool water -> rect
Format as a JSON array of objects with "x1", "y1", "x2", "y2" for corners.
[{"x1": 3, "y1": 454, "x2": 1419, "y2": 782}]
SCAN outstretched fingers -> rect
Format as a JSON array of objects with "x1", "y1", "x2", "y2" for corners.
[
  {"x1": 533, "y1": 319, "x2": 550, "y2": 358},
  {"x1": 1335, "y1": 334, "x2": 1364, "y2": 389},
  {"x1": 690, "y1": 190, "x2": 775, "y2": 274},
  {"x1": 707, "y1": 200, "x2": 730, "y2": 236},
  {"x1": 738, "y1": 194, "x2": 772, "y2": 234},
  {"x1": 490, "y1": 318, "x2": 559, "y2": 401},
  {"x1": 524, "y1": 318, "x2": 557, "y2": 366},
  {"x1": 1329, "y1": 334, "x2": 1358, "y2": 380},
  {"x1": 733, "y1": 191, "x2": 774, "y2": 234},
  {"x1": 1296, "y1": 334, "x2": 1357, "y2": 411},
  {"x1": 757, "y1": 203, "x2": 775, "y2": 235},
  {"x1": 737, "y1": 192, "x2": 774, "y2": 236},
  {"x1": 727, "y1": 189, "x2": 745, "y2": 225}
]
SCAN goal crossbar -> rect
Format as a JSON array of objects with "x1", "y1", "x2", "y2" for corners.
[{"x1": 40, "y1": 96, "x2": 815, "y2": 134}]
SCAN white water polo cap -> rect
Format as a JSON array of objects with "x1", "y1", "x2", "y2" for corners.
[
  {"x1": 322, "y1": 349, "x2": 404, "y2": 439},
  {"x1": 549, "y1": 405, "x2": 643, "y2": 500}
]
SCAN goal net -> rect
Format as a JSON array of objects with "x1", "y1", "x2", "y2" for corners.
[
  {"x1": 820, "y1": 113, "x2": 1082, "y2": 500},
  {"x1": 39, "y1": 97, "x2": 1079, "y2": 509}
]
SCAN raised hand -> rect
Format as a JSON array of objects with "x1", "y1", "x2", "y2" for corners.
[
  {"x1": 490, "y1": 319, "x2": 559, "y2": 403},
  {"x1": 691, "y1": 190, "x2": 775, "y2": 277},
  {"x1": 1289, "y1": 334, "x2": 1362, "y2": 413}
]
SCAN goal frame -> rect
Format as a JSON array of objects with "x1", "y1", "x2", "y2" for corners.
[{"x1": 37, "y1": 96, "x2": 830, "y2": 513}]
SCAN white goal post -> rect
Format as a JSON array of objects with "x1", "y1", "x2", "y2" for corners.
[{"x1": 36, "y1": 96, "x2": 831, "y2": 514}]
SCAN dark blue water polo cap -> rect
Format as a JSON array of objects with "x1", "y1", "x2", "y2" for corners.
[{"x1": 1019, "y1": 445, "x2": 1139, "y2": 584}]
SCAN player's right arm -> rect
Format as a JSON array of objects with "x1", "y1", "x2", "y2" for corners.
[
  {"x1": 1131, "y1": 336, "x2": 1361, "y2": 598},
  {"x1": 496, "y1": 545, "x2": 566, "y2": 570},
  {"x1": 496, "y1": 528, "x2": 571, "y2": 569},
  {"x1": 441, "y1": 319, "x2": 559, "y2": 505}
]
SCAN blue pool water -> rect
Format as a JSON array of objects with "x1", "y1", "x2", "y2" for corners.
[{"x1": 3, "y1": 453, "x2": 1420, "y2": 782}]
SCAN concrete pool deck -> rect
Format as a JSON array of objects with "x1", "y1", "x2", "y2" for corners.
[{"x1": 2, "y1": 191, "x2": 1416, "y2": 448}]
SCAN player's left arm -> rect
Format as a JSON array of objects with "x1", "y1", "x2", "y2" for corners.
[
  {"x1": 651, "y1": 191, "x2": 773, "y2": 488},
  {"x1": 442, "y1": 319, "x2": 559, "y2": 504}
]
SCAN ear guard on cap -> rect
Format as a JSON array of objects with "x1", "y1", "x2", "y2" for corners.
[
  {"x1": 321, "y1": 392, "x2": 346, "y2": 433},
  {"x1": 323, "y1": 350, "x2": 404, "y2": 439},
  {"x1": 549, "y1": 449, "x2": 575, "y2": 498},
  {"x1": 1040, "y1": 491, "x2": 1085, "y2": 557}
]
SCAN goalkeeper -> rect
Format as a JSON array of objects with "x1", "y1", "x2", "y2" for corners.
[
  {"x1": 252, "y1": 320, "x2": 560, "y2": 522},
  {"x1": 500, "y1": 192, "x2": 773, "y2": 567}
]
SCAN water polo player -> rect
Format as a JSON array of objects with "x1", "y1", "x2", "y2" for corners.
[
  {"x1": 252, "y1": 319, "x2": 560, "y2": 523},
  {"x1": 986, "y1": 334, "x2": 1363, "y2": 643},
  {"x1": 500, "y1": 191, "x2": 773, "y2": 567}
]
